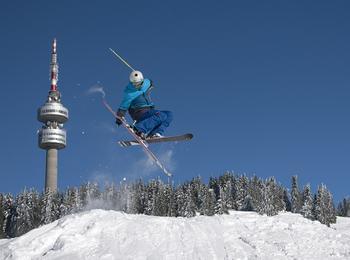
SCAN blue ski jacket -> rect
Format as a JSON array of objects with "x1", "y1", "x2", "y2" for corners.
[{"x1": 118, "y1": 79, "x2": 155, "y2": 121}]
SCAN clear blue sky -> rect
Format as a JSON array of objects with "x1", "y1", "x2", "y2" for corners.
[{"x1": 0, "y1": 1, "x2": 349, "y2": 202}]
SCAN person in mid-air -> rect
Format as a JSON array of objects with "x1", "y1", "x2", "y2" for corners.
[{"x1": 116, "y1": 70, "x2": 173, "y2": 139}]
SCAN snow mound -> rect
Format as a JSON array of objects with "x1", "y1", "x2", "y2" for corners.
[{"x1": 1, "y1": 210, "x2": 350, "y2": 259}]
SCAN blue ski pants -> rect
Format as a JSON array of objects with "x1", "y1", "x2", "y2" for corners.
[{"x1": 134, "y1": 110, "x2": 173, "y2": 136}]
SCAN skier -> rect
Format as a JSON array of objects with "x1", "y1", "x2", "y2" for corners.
[{"x1": 115, "y1": 71, "x2": 173, "y2": 139}]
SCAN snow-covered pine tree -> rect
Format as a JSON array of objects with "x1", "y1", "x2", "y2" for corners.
[
  {"x1": 291, "y1": 175, "x2": 302, "y2": 213},
  {"x1": 60, "y1": 188, "x2": 74, "y2": 217},
  {"x1": 214, "y1": 186, "x2": 229, "y2": 215},
  {"x1": 337, "y1": 200, "x2": 345, "y2": 217},
  {"x1": 209, "y1": 177, "x2": 220, "y2": 201},
  {"x1": 256, "y1": 179, "x2": 278, "y2": 216},
  {"x1": 2, "y1": 194, "x2": 15, "y2": 238},
  {"x1": 189, "y1": 176, "x2": 203, "y2": 212},
  {"x1": 153, "y1": 180, "x2": 169, "y2": 216},
  {"x1": 235, "y1": 175, "x2": 249, "y2": 211},
  {"x1": 130, "y1": 180, "x2": 146, "y2": 214},
  {"x1": 283, "y1": 189, "x2": 291, "y2": 212},
  {"x1": 337, "y1": 198, "x2": 350, "y2": 217},
  {"x1": 30, "y1": 189, "x2": 41, "y2": 229},
  {"x1": 315, "y1": 184, "x2": 337, "y2": 226},
  {"x1": 180, "y1": 184, "x2": 196, "y2": 217},
  {"x1": 118, "y1": 179, "x2": 130, "y2": 213},
  {"x1": 199, "y1": 187, "x2": 215, "y2": 216},
  {"x1": 219, "y1": 172, "x2": 235, "y2": 210},
  {"x1": 325, "y1": 188, "x2": 337, "y2": 224},
  {"x1": 173, "y1": 184, "x2": 184, "y2": 217},
  {"x1": 13, "y1": 190, "x2": 31, "y2": 236},
  {"x1": 345, "y1": 198, "x2": 350, "y2": 217},
  {"x1": 269, "y1": 177, "x2": 286, "y2": 212},
  {"x1": 40, "y1": 188, "x2": 55, "y2": 225},
  {"x1": 0, "y1": 194, "x2": 5, "y2": 238},
  {"x1": 52, "y1": 192, "x2": 62, "y2": 220},
  {"x1": 248, "y1": 175, "x2": 264, "y2": 211},
  {"x1": 300, "y1": 184, "x2": 314, "y2": 220},
  {"x1": 144, "y1": 180, "x2": 158, "y2": 215},
  {"x1": 71, "y1": 187, "x2": 83, "y2": 213},
  {"x1": 167, "y1": 184, "x2": 177, "y2": 217},
  {"x1": 162, "y1": 184, "x2": 174, "y2": 216}
]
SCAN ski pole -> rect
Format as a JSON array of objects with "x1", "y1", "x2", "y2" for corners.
[{"x1": 109, "y1": 48, "x2": 136, "y2": 71}]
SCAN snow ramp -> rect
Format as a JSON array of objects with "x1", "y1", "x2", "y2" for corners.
[{"x1": 1, "y1": 209, "x2": 350, "y2": 259}]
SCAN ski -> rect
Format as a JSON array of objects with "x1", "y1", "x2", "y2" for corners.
[
  {"x1": 118, "y1": 133, "x2": 193, "y2": 147},
  {"x1": 102, "y1": 99, "x2": 172, "y2": 177}
]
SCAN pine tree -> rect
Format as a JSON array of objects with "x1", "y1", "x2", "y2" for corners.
[
  {"x1": 283, "y1": 189, "x2": 291, "y2": 212},
  {"x1": 71, "y1": 187, "x2": 83, "y2": 213},
  {"x1": 291, "y1": 175, "x2": 302, "y2": 213},
  {"x1": 60, "y1": 188, "x2": 73, "y2": 217},
  {"x1": 235, "y1": 175, "x2": 249, "y2": 210},
  {"x1": 256, "y1": 180, "x2": 277, "y2": 216},
  {"x1": 209, "y1": 177, "x2": 220, "y2": 200},
  {"x1": 130, "y1": 180, "x2": 146, "y2": 214},
  {"x1": 190, "y1": 176, "x2": 204, "y2": 212},
  {"x1": 167, "y1": 184, "x2": 177, "y2": 217},
  {"x1": 215, "y1": 186, "x2": 228, "y2": 215},
  {"x1": 200, "y1": 187, "x2": 215, "y2": 216},
  {"x1": 14, "y1": 190, "x2": 32, "y2": 236},
  {"x1": 0, "y1": 194, "x2": 6, "y2": 238},
  {"x1": 300, "y1": 184, "x2": 314, "y2": 220},
  {"x1": 315, "y1": 184, "x2": 337, "y2": 226},
  {"x1": 184, "y1": 186, "x2": 196, "y2": 217},
  {"x1": 153, "y1": 180, "x2": 168, "y2": 216},
  {"x1": 269, "y1": 177, "x2": 286, "y2": 212},
  {"x1": 30, "y1": 189, "x2": 41, "y2": 229},
  {"x1": 145, "y1": 180, "x2": 158, "y2": 215},
  {"x1": 219, "y1": 173, "x2": 235, "y2": 210},
  {"x1": 345, "y1": 199, "x2": 350, "y2": 217},
  {"x1": 40, "y1": 188, "x2": 55, "y2": 225},
  {"x1": 2, "y1": 194, "x2": 15, "y2": 238},
  {"x1": 337, "y1": 198, "x2": 350, "y2": 217},
  {"x1": 248, "y1": 176, "x2": 264, "y2": 212}
]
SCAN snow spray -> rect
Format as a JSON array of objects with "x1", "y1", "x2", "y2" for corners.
[{"x1": 87, "y1": 84, "x2": 106, "y2": 98}]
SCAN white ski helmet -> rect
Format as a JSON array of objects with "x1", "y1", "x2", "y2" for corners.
[{"x1": 129, "y1": 70, "x2": 144, "y2": 86}]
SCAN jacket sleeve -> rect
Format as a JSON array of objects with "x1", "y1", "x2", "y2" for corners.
[
  {"x1": 119, "y1": 89, "x2": 142, "y2": 110},
  {"x1": 140, "y1": 79, "x2": 153, "y2": 93}
]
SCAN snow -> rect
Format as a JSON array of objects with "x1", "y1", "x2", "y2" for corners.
[{"x1": 1, "y1": 210, "x2": 350, "y2": 259}]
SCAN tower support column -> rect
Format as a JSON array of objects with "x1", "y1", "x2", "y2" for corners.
[{"x1": 45, "y1": 148, "x2": 58, "y2": 192}]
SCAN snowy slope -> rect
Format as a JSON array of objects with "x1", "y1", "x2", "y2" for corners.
[{"x1": 1, "y1": 210, "x2": 350, "y2": 260}]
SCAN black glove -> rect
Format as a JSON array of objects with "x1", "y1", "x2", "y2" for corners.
[
  {"x1": 116, "y1": 117, "x2": 123, "y2": 126},
  {"x1": 116, "y1": 109, "x2": 126, "y2": 126}
]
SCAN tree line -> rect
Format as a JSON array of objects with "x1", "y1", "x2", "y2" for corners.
[{"x1": 0, "y1": 173, "x2": 344, "y2": 239}]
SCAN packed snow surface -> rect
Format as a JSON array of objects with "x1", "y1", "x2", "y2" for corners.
[{"x1": 1, "y1": 210, "x2": 350, "y2": 260}]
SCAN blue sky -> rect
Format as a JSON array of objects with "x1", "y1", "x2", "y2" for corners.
[{"x1": 0, "y1": 1, "x2": 349, "y2": 201}]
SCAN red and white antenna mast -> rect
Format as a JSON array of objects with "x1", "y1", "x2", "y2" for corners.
[{"x1": 50, "y1": 38, "x2": 58, "y2": 91}]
